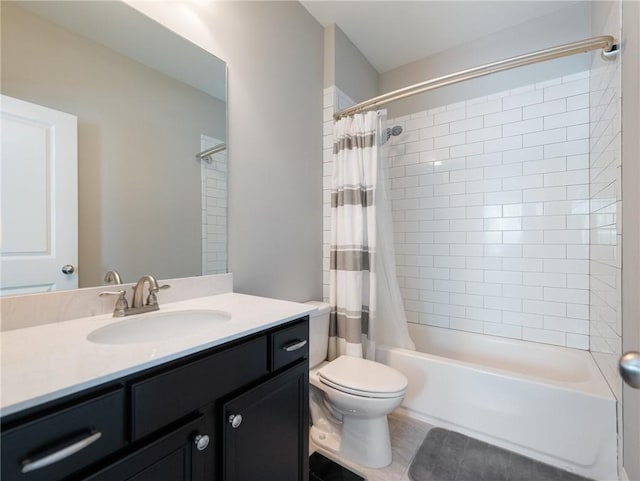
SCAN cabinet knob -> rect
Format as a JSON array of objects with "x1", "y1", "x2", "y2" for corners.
[
  {"x1": 194, "y1": 434, "x2": 210, "y2": 451},
  {"x1": 228, "y1": 414, "x2": 243, "y2": 429}
]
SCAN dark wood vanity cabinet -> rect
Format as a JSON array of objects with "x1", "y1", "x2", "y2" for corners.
[
  {"x1": 1, "y1": 389, "x2": 127, "y2": 481},
  {"x1": 82, "y1": 415, "x2": 209, "y2": 481},
  {"x1": 1, "y1": 316, "x2": 309, "y2": 481},
  {"x1": 222, "y1": 361, "x2": 309, "y2": 481}
]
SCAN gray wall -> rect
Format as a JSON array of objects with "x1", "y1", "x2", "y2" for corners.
[
  {"x1": 621, "y1": 1, "x2": 640, "y2": 478},
  {"x1": 333, "y1": 24, "x2": 379, "y2": 104},
  {"x1": 379, "y1": 4, "x2": 592, "y2": 118},
  {"x1": 1, "y1": 3, "x2": 226, "y2": 288},
  {"x1": 324, "y1": 24, "x2": 337, "y2": 90},
  {"x1": 130, "y1": 1, "x2": 324, "y2": 302}
]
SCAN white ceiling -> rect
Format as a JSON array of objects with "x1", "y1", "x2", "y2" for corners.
[{"x1": 300, "y1": 1, "x2": 581, "y2": 73}]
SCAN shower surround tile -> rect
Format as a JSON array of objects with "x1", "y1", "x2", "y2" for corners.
[
  {"x1": 588, "y1": 3, "x2": 622, "y2": 368},
  {"x1": 323, "y1": 62, "x2": 618, "y2": 356},
  {"x1": 587, "y1": 8, "x2": 623, "y2": 475},
  {"x1": 385, "y1": 72, "x2": 592, "y2": 349},
  {"x1": 201, "y1": 135, "x2": 228, "y2": 275}
]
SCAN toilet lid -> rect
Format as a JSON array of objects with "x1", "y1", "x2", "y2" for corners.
[{"x1": 317, "y1": 356, "x2": 408, "y2": 399}]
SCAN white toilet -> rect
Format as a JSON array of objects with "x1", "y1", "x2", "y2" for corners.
[{"x1": 306, "y1": 301, "x2": 408, "y2": 469}]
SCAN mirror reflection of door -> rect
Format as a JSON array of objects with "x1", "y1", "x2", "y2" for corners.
[{"x1": 0, "y1": 95, "x2": 78, "y2": 296}]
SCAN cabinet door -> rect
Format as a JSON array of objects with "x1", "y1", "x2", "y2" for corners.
[
  {"x1": 222, "y1": 361, "x2": 309, "y2": 481},
  {"x1": 83, "y1": 416, "x2": 210, "y2": 481}
]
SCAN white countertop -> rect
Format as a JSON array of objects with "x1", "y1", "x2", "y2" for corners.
[{"x1": 1, "y1": 293, "x2": 315, "y2": 417}]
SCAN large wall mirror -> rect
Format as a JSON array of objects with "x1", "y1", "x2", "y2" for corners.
[{"x1": 0, "y1": 1, "x2": 227, "y2": 295}]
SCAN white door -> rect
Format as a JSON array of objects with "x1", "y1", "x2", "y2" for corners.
[{"x1": 0, "y1": 95, "x2": 78, "y2": 295}]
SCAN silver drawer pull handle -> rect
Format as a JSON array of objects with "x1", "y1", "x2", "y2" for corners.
[
  {"x1": 282, "y1": 339, "x2": 307, "y2": 352},
  {"x1": 21, "y1": 431, "x2": 102, "y2": 474}
]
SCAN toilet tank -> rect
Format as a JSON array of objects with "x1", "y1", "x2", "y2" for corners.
[{"x1": 305, "y1": 301, "x2": 331, "y2": 368}]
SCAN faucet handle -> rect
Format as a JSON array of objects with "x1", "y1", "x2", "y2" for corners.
[
  {"x1": 100, "y1": 290, "x2": 129, "y2": 317},
  {"x1": 147, "y1": 284, "x2": 170, "y2": 306},
  {"x1": 99, "y1": 290, "x2": 126, "y2": 298}
]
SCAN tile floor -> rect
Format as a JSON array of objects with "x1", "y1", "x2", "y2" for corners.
[
  {"x1": 310, "y1": 412, "x2": 432, "y2": 481},
  {"x1": 310, "y1": 412, "x2": 594, "y2": 481}
]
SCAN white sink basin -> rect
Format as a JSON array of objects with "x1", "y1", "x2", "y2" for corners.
[{"x1": 87, "y1": 309, "x2": 232, "y2": 345}]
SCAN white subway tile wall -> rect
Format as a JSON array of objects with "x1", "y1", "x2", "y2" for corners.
[
  {"x1": 384, "y1": 72, "x2": 591, "y2": 349},
  {"x1": 201, "y1": 135, "x2": 227, "y2": 275},
  {"x1": 324, "y1": 79, "x2": 590, "y2": 349},
  {"x1": 589, "y1": 2, "x2": 622, "y2": 409},
  {"x1": 324, "y1": 59, "x2": 621, "y2": 355},
  {"x1": 589, "y1": 41, "x2": 622, "y2": 358}
]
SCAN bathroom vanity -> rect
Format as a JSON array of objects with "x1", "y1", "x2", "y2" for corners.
[{"x1": 0, "y1": 293, "x2": 312, "y2": 481}]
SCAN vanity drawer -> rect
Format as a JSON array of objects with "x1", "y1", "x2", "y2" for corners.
[
  {"x1": 1, "y1": 388, "x2": 126, "y2": 481},
  {"x1": 270, "y1": 318, "x2": 309, "y2": 371},
  {"x1": 131, "y1": 336, "x2": 268, "y2": 441}
]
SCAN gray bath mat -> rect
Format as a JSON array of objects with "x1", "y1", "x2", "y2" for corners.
[{"x1": 409, "y1": 428, "x2": 593, "y2": 481}]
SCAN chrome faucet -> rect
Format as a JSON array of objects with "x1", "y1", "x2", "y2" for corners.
[
  {"x1": 99, "y1": 289, "x2": 129, "y2": 317},
  {"x1": 104, "y1": 270, "x2": 122, "y2": 285},
  {"x1": 132, "y1": 275, "x2": 169, "y2": 308},
  {"x1": 100, "y1": 274, "x2": 170, "y2": 317}
]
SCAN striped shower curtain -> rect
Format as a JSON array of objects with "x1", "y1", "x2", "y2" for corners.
[{"x1": 328, "y1": 111, "x2": 378, "y2": 361}]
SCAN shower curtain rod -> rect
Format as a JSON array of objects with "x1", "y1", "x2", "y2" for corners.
[
  {"x1": 334, "y1": 35, "x2": 618, "y2": 120},
  {"x1": 195, "y1": 142, "x2": 226, "y2": 160}
]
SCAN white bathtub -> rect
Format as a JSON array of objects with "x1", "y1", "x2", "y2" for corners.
[{"x1": 376, "y1": 324, "x2": 618, "y2": 481}]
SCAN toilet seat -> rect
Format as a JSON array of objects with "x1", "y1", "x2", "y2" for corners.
[{"x1": 317, "y1": 355, "x2": 408, "y2": 399}]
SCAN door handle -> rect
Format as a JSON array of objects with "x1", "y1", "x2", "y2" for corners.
[
  {"x1": 619, "y1": 351, "x2": 640, "y2": 389},
  {"x1": 61, "y1": 264, "x2": 75, "y2": 275}
]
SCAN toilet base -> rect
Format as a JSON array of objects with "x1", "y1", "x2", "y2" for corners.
[
  {"x1": 310, "y1": 424, "x2": 341, "y2": 453},
  {"x1": 311, "y1": 416, "x2": 392, "y2": 469},
  {"x1": 341, "y1": 415, "x2": 392, "y2": 468}
]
